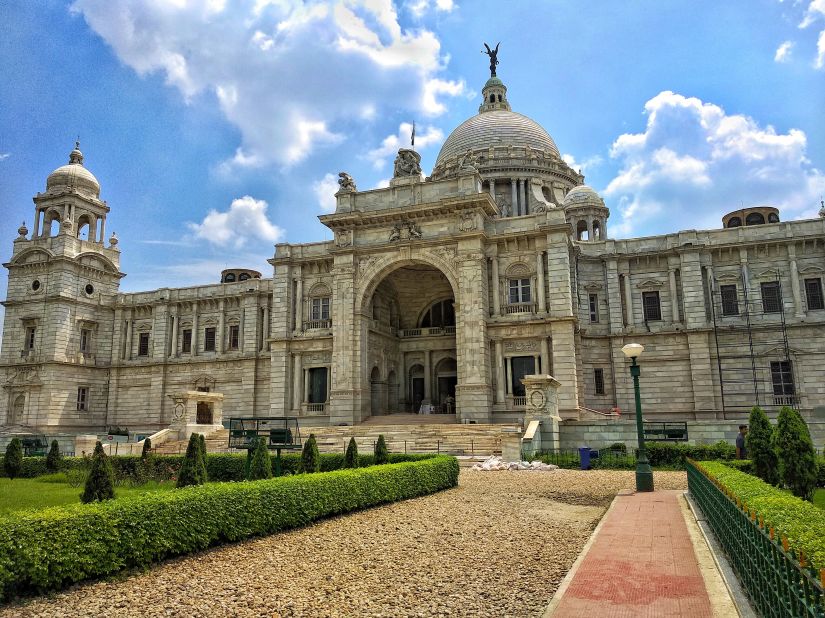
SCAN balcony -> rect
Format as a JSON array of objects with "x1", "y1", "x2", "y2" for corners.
[
  {"x1": 303, "y1": 319, "x2": 332, "y2": 330},
  {"x1": 304, "y1": 402, "x2": 327, "y2": 414},
  {"x1": 398, "y1": 326, "x2": 457, "y2": 338},
  {"x1": 503, "y1": 303, "x2": 535, "y2": 315},
  {"x1": 509, "y1": 395, "x2": 527, "y2": 408}
]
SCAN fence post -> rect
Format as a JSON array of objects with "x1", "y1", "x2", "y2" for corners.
[
  {"x1": 471, "y1": 439, "x2": 474, "y2": 456},
  {"x1": 437, "y1": 440, "x2": 440, "y2": 454}
]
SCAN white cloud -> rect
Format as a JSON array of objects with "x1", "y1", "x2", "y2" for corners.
[
  {"x1": 775, "y1": 40, "x2": 794, "y2": 62},
  {"x1": 561, "y1": 153, "x2": 603, "y2": 175},
  {"x1": 604, "y1": 91, "x2": 825, "y2": 237},
  {"x1": 407, "y1": 0, "x2": 455, "y2": 17},
  {"x1": 187, "y1": 195, "x2": 285, "y2": 248},
  {"x1": 313, "y1": 173, "x2": 340, "y2": 213},
  {"x1": 0, "y1": 153, "x2": 9, "y2": 161},
  {"x1": 71, "y1": 0, "x2": 465, "y2": 168},
  {"x1": 799, "y1": 0, "x2": 825, "y2": 28},
  {"x1": 367, "y1": 122, "x2": 443, "y2": 169},
  {"x1": 816, "y1": 29, "x2": 825, "y2": 68}
]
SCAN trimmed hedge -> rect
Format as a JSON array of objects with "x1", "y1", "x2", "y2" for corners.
[
  {"x1": 0, "y1": 455, "x2": 459, "y2": 600},
  {"x1": 694, "y1": 461, "x2": 825, "y2": 569}
]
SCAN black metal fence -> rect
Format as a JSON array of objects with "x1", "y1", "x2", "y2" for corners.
[
  {"x1": 536, "y1": 448, "x2": 636, "y2": 469},
  {"x1": 687, "y1": 461, "x2": 825, "y2": 617}
]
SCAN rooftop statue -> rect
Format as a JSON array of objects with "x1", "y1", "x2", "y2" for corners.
[
  {"x1": 393, "y1": 148, "x2": 422, "y2": 178},
  {"x1": 337, "y1": 171, "x2": 357, "y2": 192},
  {"x1": 482, "y1": 42, "x2": 500, "y2": 77}
]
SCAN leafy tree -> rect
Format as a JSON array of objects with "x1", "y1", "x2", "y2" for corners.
[
  {"x1": 198, "y1": 433, "x2": 208, "y2": 483},
  {"x1": 46, "y1": 439, "x2": 63, "y2": 472},
  {"x1": 374, "y1": 434, "x2": 389, "y2": 465},
  {"x1": 3, "y1": 438, "x2": 23, "y2": 480},
  {"x1": 141, "y1": 437, "x2": 152, "y2": 459},
  {"x1": 746, "y1": 406, "x2": 778, "y2": 485},
  {"x1": 177, "y1": 434, "x2": 206, "y2": 488},
  {"x1": 344, "y1": 438, "x2": 359, "y2": 468},
  {"x1": 301, "y1": 434, "x2": 320, "y2": 473},
  {"x1": 248, "y1": 437, "x2": 273, "y2": 480},
  {"x1": 774, "y1": 406, "x2": 817, "y2": 501},
  {"x1": 81, "y1": 442, "x2": 115, "y2": 503}
]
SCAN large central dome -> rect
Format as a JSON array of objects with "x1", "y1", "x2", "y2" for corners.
[{"x1": 435, "y1": 110, "x2": 560, "y2": 165}]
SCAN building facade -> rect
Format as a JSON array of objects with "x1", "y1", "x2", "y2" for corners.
[{"x1": 3, "y1": 74, "x2": 825, "y2": 435}]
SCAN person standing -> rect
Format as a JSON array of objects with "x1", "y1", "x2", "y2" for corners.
[{"x1": 735, "y1": 424, "x2": 748, "y2": 459}]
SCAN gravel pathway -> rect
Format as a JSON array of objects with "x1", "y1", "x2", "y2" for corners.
[{"x1": 1, "y1": 470, "x2": 687, "y2": 618}]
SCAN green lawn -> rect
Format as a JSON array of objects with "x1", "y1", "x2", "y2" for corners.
[
  {"x1": 814, "y1": 488, "x2": 825, "y2": 510},
  {"x1": 0, "y1": 474, "x2": 173, "y2": 515}
]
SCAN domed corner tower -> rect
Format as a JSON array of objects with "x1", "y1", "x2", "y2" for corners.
[
  {"x1": 562, "y1": 185, "x2": 610, "y2": 241},
  {"x1": 0, "y1": 143, "x2": 123, "y2": 430},
  {"x1": 430, "y1": 73, "x2": 583, "y2": 217}
]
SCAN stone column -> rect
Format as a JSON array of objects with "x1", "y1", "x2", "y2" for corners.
[
  {"x1": 261, "y1": 303, "x2": 269, "y2": 351},
  {"x1": 550, "y1": 321, "x2": 580, "y2": 416},
  {"x1": 511, "y1": 179, "x2": 518, "y2": 216},
  {"x1": 99, "y1": 217, "x2": 106, "y2": 244},
  {"x1": 669, "y1": 268, "x2": 680, "y2": 323},
  {"x1": 125, "y1": 314, "x2": 133, "y2": 361},
  {"x1": 239, "y1": 307, "x2": 246, "y2": 352},
  {"x1": 295, "y1": 277, "x2": 303, "y2": 332},
  {"x1": 788, "y1": 245, "x2": 803, "y2": 317},
  {"x1": 423, "y1": 350, "x2": 431, "y2": 402},
  {"x1": 739, "y1": 248, "x2": 750, "y2": 295},
  {"x1": 293, "y1": 353, "x2": 302, "y2": 411},
  {"x1": 495, "y1": 340, "x2": 505, "y2": 403},
  {"x1": 622, "y1": 269, "x2": 634, "y2": 327},
  {"x1": 517, "y1": 179, "x2": 524, "y2": 216},
  {"x1": 536, "y1": 251, "x2": 546, "y2": 313},
  {"x1": 489, "y1": 178, "x2": 496, "y2": 201},
  {"x1": 192, "y1": 303, "x2": 199, "y2": 356},
  {"x1": 170, "y1": 308, "x2": 178, "y2": 358},
  {"x1": 540, "y1": 337, "x2": 550, "y2": 376},
  {"x1": 303, "y1": 367, "x2": 310, "y2": 405},
  {"x1": 90, "y1": 216, "x2": 98, "y2": 243},
  {"x1": 606, "y1": 259, "x2": 624, "y2": 334},
  {"x1": 505, "y1": 357, "x2": 512, "y2": 395},
  {"x1": 491, "y1": 255, "x2": 500, "y2": 316},
  {"x1": 218, "y1": 299, "x2": 226, "y2": 353},
  {"x1": 520, "y1": 374, "x2": 562, "y2": 454},
  {"x1": 523, "y1": 178, "x2": 530, "y2": 214},
  {"x1": 33, "y1": 209, "x2": 41, "y2": 238},
  {"x1": 329, "y1": 254, "x2": 361, "y2": 425}
]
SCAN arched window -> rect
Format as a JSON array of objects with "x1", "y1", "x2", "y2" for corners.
[
  {"x1": 727, "y1": 216, "x2": 742, "y2": 228},
  {"x1": 745, "y1": 212, "x2": 765, "y2": 225},
  {"x1": 10, "y1": 394, "x2": 25, "y2": 424},
  {"x1": 77, "y1": 215, "x2": 92, "y2": 240},
  {"x1": 224, "y1": 273, "x2": 236, "y2": 282},
  {"x1": 576, "y1": 220, "x2": 589, "y2": 241},
  {"x1": 419, "y1": 299, "x2": 455, "y2": 328},
  {"x1": 489, "y1": 94, "x2": 495, "y2": 103},
  {"x1": 497, "y1": 94, "x2": 502, "y2": 102},
  {"x1": 239, "y1": 273, "x2": 250, "y2": 281},
  {"x1": 592, "y1": 220, "x2": 602, "y2": 240},
  {"x1": 45, "y1": 211, "x2": 61, "y2": 236},
  {"x1": 768, "y1": 213, "x2": 779, "y2": 223}
]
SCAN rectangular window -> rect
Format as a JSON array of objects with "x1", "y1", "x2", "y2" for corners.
[
  {"x1": 510, "y1": 356, "x2": 536, "y2": 397},
  {"x1": 182, "y1": 329, "x2": 192, "y2": 354},
  {"x1": 24, "y1": 326, "x2": 36, "y2": 351},
  {"x1": 642, "y1": 291, "x2": 662, "y2": 321},
  {"x1": 311, "y1": 297, "x2": 330, "y2": 321},
  {"x1": 588, "y1": 294, "x2": 599, "y2": 323},
  {"x1": 761, "y1": 282, "x2": 782, "y2": 313},
  {"x1": 77, "y1": 387, "x2": 88, "y2": 411},
  {"x1": 137, "y1": 332, "x2": 150, "y2": 357},
  {"x1": 770, "y1": 360, "x2": 795, "y2": 396},
  {"x1": 594, "y1": 368, "x2": 605, "y2": 395},
  {"x1": 720, "y1": 284, "x2": 739, "y2": 316},
  {"x1": 308, "y1": 367, "x2": 329, "y2": 404},
  {"x1": 79, "y1": 328, "x2": 91, "y2": 353},
  {"x1": 204, "y1": 327, "x2": 216, "y2": 352},
  {"x1": 228, "y1": 324, "x2": 240, "y2": 350},
  {"x1": 508, "y1": 278, "x2": 531, "y2": 304},
  {"x1": 805, "y1": 278, "x2": 824, "y2": 311}
]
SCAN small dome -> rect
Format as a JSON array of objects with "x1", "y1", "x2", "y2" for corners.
[
  {"x1": 435, "y1": 110, "x2": 560, "y2": 166},
  {"x1": 562, "y1": 185, "x2": 605, "y2": 208},
  {"x1": 46, "y1": 143, "x2": 100, "y2": 199}
]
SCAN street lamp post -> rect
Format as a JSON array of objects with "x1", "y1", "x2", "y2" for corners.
[{"x1": 622, "y1": 343, "x2": 654, "y2": 492}]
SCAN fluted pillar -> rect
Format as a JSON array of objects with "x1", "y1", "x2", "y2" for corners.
[
  {"x1": 511, "y1": 179, "x2": 518, "y2": 216},
  {"x1": 522, "y1": 178, "x2": 529, "y2": 214},
  {"x1": 517, "y1": 179, "x2": 524, "y2": 216}
]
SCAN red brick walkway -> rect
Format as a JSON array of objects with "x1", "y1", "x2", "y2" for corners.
[{"x1": 549, "y1": 490, "x2": 715, "y2": 617}]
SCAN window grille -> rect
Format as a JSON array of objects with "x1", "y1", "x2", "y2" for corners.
[
  {"x1": 720, "y1": 285, "x2": 739, "y2": 316},
  {"x1": 77, "y1": 387, "x2": 88, "y2": 411},
  {"x1": 761, "y1": 282, "x2": 782, "y2": 313},
  {"x1": 642, "y1": 291, "x2": 662, "y2": 321},
  {"x1": 182, "y1": 329, "x2": 192, "y2": 353},
  {"x1": 588, "y1": 294, "x2": 599, "y2": 323},
  {"x1": 805, "y1": 278, "x2": 824, "y2": 311},
  {"x1": 204, "y1": 327, "x2": 216, "y2": 352},
  {"x1": 137, "y1": 333, "x2": 150, "y2": 356},
  {"x1": 508, "y1": 278, "x2": 531, "y2": 304},
  {"x1": 25, "y1": 327, "x2": 36, "y2": 351},
  {"x1": 228, "y1": 325, "x2": 240, "y2": 350},
  {"x1": 311, "y1": 297, "x2": 330, "y2": 321},
  {"x1": 770, "y1": 361, "x2": 795, "y2": 397}
]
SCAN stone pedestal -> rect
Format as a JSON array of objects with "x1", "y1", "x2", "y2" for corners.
[
  {"x1": 520, "y1": 374, "x2": 562, "y2": 456},
  {"x1": 167, "y1": 390, "x2": 225, "y2": 440}
]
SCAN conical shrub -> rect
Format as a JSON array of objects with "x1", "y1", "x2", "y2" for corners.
[
  {"x1": 177, "y1": 434, "x2": 205, "y2": 488},
  {"x1": 3, "y1": 438, "x2": 23, "y2": 480},
  {"x1": 248, "y1": 437, "x2": 272, "y2": 480},
  {"x1": 774, "y1": 406, "x2": 817, "y2": 501},
  {"x1": 344, "y1": 437, "x2": 359, "y2": 469},
  {"x1": 746, "y1": 406, "x2": 778, "y2": 485},
  {"x1": 141, "y1": 437, "x2": 152, "y2": 459},
  {"x1": 81, "y1": 442, "x2": 115, "y2": 503},
  {"x1": 46, "y1": 439, "x2": 63, "y2": 472},
  {"x1": 374, "y1": 434, "x2": 389, "y2": 465},
  {"x1": 198, "y1": 433, "x2": 208, "y2": 483},
  {"x1": 301, "y1": 434, "x2": 320, "y2": 473}
]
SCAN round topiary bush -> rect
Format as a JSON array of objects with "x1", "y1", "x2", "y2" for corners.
[{"x1": 81, "y1": 441, "x2": 115, "y2": 503}]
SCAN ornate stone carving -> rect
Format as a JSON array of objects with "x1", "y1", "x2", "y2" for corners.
[
  {"x1": 504, "y1": 339, "x2": 538, "y2": 352},
  {"x1": 458, "y1": 149, "x2": 479, "y2": 172},
  {"x1": 393, "y1": 149, "x2": 422, "y2": 178},
  {"x1": 389, "y1": 220, "x2": 423, "y2": 242},
  {"x1": 358, "y1": 255, "x2": 378, "y2": 274},
  {"x1": 335, "y1": 230, "x2": 352, "y2": 247},
  {"x1": 458, "y1": 212, "x2": 477, "y2": 232},
  {"x1": 337, "y1": 172, "x2": 356, "y2": 192}
]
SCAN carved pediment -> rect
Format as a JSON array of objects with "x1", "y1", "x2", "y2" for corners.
[
  {"x1": 4, "y1": 366, "x2": 43, "y2": 387},
  {"x1": 798, "y1": 265, "x2": 824, "y2": 275},
  {"x1": 635, "y1": 278, "x2": 664, "y2": 289},
  {"x1": 583, "y1": 282, "x2": 603, "y2": 291},
  {"x1": 715, "y1": 272, "x2": 741, "y2": 282},
  {"x1": 754, "y1": 268, "x2": 781, "y2": 281}
]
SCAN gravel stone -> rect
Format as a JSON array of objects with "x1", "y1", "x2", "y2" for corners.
[{"x1": 1, "y1": 470, "x2": 687, "y2": 618}]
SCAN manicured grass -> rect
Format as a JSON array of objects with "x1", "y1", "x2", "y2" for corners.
[
  {"x1": 0, "y1": 475, "x2": 173, "y2": 515},
  {"x1": 814, "y1": 488, "x2": 825, "y2": 510}
]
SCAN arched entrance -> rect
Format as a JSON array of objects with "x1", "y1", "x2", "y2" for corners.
[
  {"x1": 387, "y1": 370, "x2": 398, "y2": 412},
  {"x1": 408, "y1": 364, "x2": 425, "y2": 412}
]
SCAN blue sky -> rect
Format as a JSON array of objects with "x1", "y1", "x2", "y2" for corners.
[{"x1": 1, "y1": 0, "x2": 824, "y2": 300}]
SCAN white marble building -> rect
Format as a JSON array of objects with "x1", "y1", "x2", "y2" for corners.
[{"x1": 3, "y1": 72, "x2": 825, "y2": 435}]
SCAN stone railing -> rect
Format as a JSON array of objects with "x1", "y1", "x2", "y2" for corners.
[
  {"x1": 512, "y1": 396, "x2": 527, "y2": 407},
  {"x1": 303, "y1": 319, "x2": 332, "y2": 330},
  {"x1": 399, "y1": 326, "x2": 457, "y2": 338},
  {"x1": 503, "y1": 303, "x2": 535, "y2": 315},
  {"x1": 304, "y1": 402, "x2": 327, "y2": 413}
]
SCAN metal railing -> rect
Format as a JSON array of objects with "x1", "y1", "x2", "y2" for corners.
[{"x1": 687, "y1": 461, "x2": 825, "y2": 617}]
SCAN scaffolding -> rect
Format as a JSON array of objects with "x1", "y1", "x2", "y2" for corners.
[{"x1": 710, "y1": 274, "x2": 799, "y2": 416}]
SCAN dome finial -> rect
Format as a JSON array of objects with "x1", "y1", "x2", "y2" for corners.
[{"x1": 69, "y1": 138, "x2": 84, "y2": 166}]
